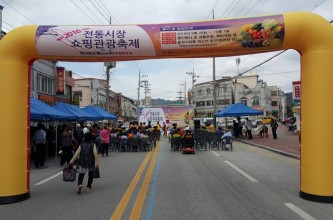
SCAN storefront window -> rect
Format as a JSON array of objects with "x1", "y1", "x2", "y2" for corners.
[
  {"x1": 240, "y1": 98, "x2": 247, "y2": 106},
  {"x1": 252, "y1": 97, "x2": 260, "y2": 106},
  {"x1": 37, "y1": 75, "x2": 53, "y2": 95},
  {"x1": 271, "y1": 101, "x2": 278, "y2": 106},
  {"x1": 196, "y1": 101, "x2": 205, "y2": 107}
]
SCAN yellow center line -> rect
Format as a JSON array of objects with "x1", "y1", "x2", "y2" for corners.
[
  {"x1": 130, "y1": 141, "x2": 161, "y2": 220},
  {"x1": 110, "y1": 150, "x2": 152, "y2": 220}
]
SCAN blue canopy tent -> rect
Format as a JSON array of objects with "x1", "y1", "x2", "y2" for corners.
[
  {"x1": 214, "y1": 102, "x2": 263, "y2": 117},
  {"x1": 82, "y1": 106, "x2": 117, "y2": 120},
  {"x1": 30, "y1": 104, "x2": 47, "y2": 121},
  {"x1": 53, "y1": 102, "x2": 101, "y2": 121},
  {"x1": 30, "y1": 98, "x2": 76, "y2": 121}
]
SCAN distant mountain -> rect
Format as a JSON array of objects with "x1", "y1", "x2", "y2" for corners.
[{"x1": 151, "y1": 98, "x2": 183, "y2": 106}]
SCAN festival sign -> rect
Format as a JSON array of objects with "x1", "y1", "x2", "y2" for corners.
[
  {"x1": 139, "y1": 107, "x2": 194, "y2": 127},
  {"x1": 35, "y1": 15, "x2": 284, "y2": 59}
]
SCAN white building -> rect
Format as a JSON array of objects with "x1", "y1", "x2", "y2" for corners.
[
  {"x1": 120, "y1": 95, "x2": 137, "y2": 122},
  {"x1": 194, "y1": 78, "x2": 233, "y2": 117},
  {"x1": 267, "y1": 85, "x2": 286, "y2": 120},
  {"x1": 192, "y1": 71, "x2": 284, "y2": 118},
  {"x1": 233, "y1": 73, "x2": 272, "y2": 116}
]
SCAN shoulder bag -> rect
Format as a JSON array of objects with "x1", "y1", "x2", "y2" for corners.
[
  {"x1": 63, "y1": 165, "x2": 77, "y2": 182},
  {"x1": 92, "y1": 166, "x2": 100, "y2": 178}
]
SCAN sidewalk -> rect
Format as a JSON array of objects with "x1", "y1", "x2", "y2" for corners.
[{"x1": 235, "y1": 124, "x2": 300, "y2": 159}]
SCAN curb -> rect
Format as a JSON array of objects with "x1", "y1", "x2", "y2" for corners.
[{"x1": 236, "y1": 139, "x2": 300, "y2": 160}]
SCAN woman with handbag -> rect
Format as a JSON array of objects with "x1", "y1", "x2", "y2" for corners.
[{"x1": 69, "y1": 131, "x2": 99, "y2": 194}]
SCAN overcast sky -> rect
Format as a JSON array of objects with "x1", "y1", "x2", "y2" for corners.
[{"x1": 1, "y1": 0, "x2": 332, "y2": 100}]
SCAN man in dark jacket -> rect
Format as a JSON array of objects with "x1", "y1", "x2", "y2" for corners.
[
  {"x1": 74, "y1": 124, "x2": 84, "y2": 145},
  {"x1": 246, "y1": 117, "x2": 253, "y2": 139},
  {"x1": 271, "y1": 119, "x2": 279, "y2": 139}
]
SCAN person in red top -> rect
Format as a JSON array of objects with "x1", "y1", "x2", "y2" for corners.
[
  {"x1": 100, "y1": 125, "x2": 110, "y2": 157},
  {"x1": 162, "y1": 122, "x2": 167, "y2": 137}
]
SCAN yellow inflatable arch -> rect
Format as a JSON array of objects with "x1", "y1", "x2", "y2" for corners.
[{"x1": 0, "y1": 12, "x2": 333, "y2": 204}]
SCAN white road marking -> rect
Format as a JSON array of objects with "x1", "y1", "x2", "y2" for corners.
[
  {"x1": 284, "y1": 203, "x2": 316, "y2": 220},
  {"x1": 34, "y1": 171, "x2": 63, "y2": 186},
  {"x1": 211, "y1": 151, "x2": 220, "y2": 157},
  {"x1": 224, "y1": 160, "x2": 258, "y2": 182}
]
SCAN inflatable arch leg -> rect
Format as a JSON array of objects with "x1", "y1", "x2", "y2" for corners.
[{"x1": 283, "y1": 12, "x2": 333, "y2": 203}]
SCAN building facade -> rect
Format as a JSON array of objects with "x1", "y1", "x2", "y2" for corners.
[
  {"x1": 73, "y1": 78, "x2": 137, "y2": 120},
  {"x1": 192, "y1": 71, "x2": 284, "y2": 118},
  {"x1": 73, "y1": 78, "x2": 119, "y2": 115},
  {"x1": 233, "y1": 74, "x2": 272, "y2": 116},
  {"x1": 267, "y1": 85, "x2": 286, "y2": 120},
  {"x1": 194, "y1": 78, "x2": 233, "y2": 118},
  {"x1": 120, "y1": 95, "x2": 138, "y2": 122},
  {"x1": 30, "y1": 60, "x2": 57, "y2": 105}
]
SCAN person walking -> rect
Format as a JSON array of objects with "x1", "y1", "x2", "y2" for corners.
[
  {"x1": 69, "y1": 132, "x2": 99, "y2": 194},
  {"x1": 271, "y1": 119, "x2": 279, "y2": 139},
  {"x1": 100, "y1": 125, "x2": 110, "y2": 157},
  {"x1": 60, "y1": 127, "x2": 74, "y2": 166},
  {"x1": 246, "y1": 117, "x2": 253, "y2": 139},
  {"x1": 237, "y1": 117, "x2": 243, "y2": 137},
  {"x1": 74, "y1": 124, "x2": 84, "y2": 146},
  {"x1": 47, "y1": 126, "x2": 56, "y2": 157},
  {"x1": 233, "y1": 120, "x2": 239, "y2": 137},
  {"x1": 33, "y1": 123, "x2": 47, "y2": 169},
  {"x1": 162, "y1": 122, "x2": 167, "y2": 137}
]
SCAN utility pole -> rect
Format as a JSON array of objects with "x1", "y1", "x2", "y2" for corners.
[
  {"x1": 212, "y1": 10, "x2": 217, "y2": 129},
  {"x1": 180, "y1": 81, "x2": 187, "y2": 106},
  {"x1": 138, "y1": 71, "x2": 140, "y2": 121},
  {"x1": 104, "y1": 62, "x2": 115, "y2": 111},
  {"x1": 105, "y1": 65, "x2": 110, "y2": 110},
  {"x1": 104, "y1": 16, "x2": 115, "y2": 112},
  {"x1": 177, "y1": 89, "x2": 183, "y2": 102},
  {"x1": 138, "y1": 72, "x2": 148, "y2": 120},
  {"x1": 186, "y1": 67, "x2": 198, "y2": 105},
  {"x1": 143, "y1": 80, "x2": 151, "y2": 106}
]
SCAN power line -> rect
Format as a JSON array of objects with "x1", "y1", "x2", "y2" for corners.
[
  {"x1": 224, "y1": 0, "x2": 241, "y2": 18},
  {"x1": 3, "y1": 10, "x2": 29, "y2": 26},
  {"x1": 218, "y1": 0, "x2": 237, "y2": 18},
  {"x1": 70, "y1": 0, "x2": 98, "y2": 24},
  {"x1": 1, "y1": 18, "x2": 15, "y2": 29},
  {"x1": 88, "y1": 0, "x2": 109, "y2": 23},
  {"x1": 234, "y1": 1, "x2": 252, "y2": 17},
  {"x1": 205, "y1": 0, "x2": 220, "y2": 19},
  {"x1": 0, "y1": 0, "x2": 36, "y2": 24},
  {"x1": 98, "y1": 0, "x2": 121, "y2": 24},
  {"x1": 308, "y1": 0, "x2": 327, "y2": 12},
  {"x1": 78, "y1": 0, "x2": 104, "y2": 24},
  {"x1": 237, "y1": 50, "x2": 287, "y2": 76},
  {"x1": 92, "y1": 0, "x2": 111, "y2": 21},
  {"x1": 243, "y1": 0, "x2": 262, "y2": 16}
]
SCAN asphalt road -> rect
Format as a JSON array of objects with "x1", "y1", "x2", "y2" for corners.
[{"x1": 1, "y1": 138, "x2": 332, "y2": 220}]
